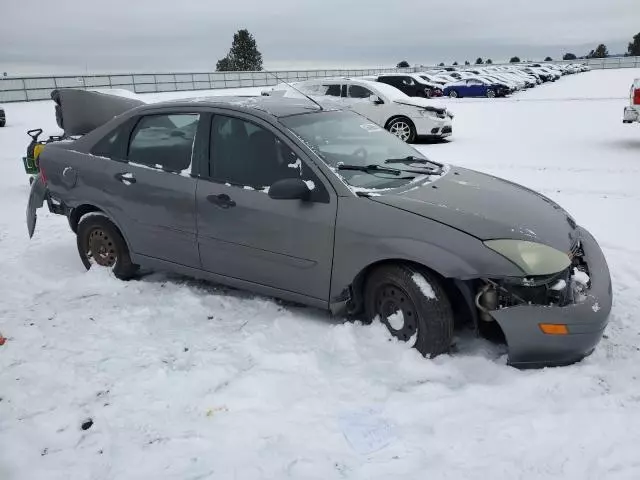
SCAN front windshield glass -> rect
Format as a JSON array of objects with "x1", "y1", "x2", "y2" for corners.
[{"x1": 281, "y1": 110, "x2": 431, "y2": 190}]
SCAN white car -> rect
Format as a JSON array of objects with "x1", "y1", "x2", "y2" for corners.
[
  {"x1": 263, "y1": 78, "x2": 453, "y2": 143},
  {"x1": 623, "y1": 79, "x2": 640, "y2": 125}
]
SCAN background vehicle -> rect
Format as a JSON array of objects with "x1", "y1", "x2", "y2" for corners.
[
  {"x1": 623, "y1": 78, "x2": 640, "y2": 124},
  {"x1": 0, "y1": 106, "x2": 5, "y2": 127},
  {"x1": 27, "y1": 91, "x2": 612, "y2": 368},
  {"x1": 376, "y1": 73, "x2": 443, "y2": 98},
  {"x1": 265, "y1": 78, "x2": 453, "y2": 142},
  {"x1": 444, "y1": 78, "x2": 510, "y2": 98}
]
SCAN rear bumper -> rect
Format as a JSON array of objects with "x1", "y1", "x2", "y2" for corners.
[
  {"x1": 623, "y1": 106, "x2": 639, "y2": 123},
  {"x1": 489, "y1": 227, "x2": 612, "y2": 368}
]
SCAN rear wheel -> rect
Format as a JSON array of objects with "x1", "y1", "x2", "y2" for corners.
[
  {"x1": 364, "y1": 264, "x2": 454, "y2": 357},
  {"x1": 448, "y1": 90, "x2": 459, "y2": 98},
  {"x1": 386, "y1": 117, "x2": 416, "y2": 143},
  {"x1": 77, "y1": 215, "x2": 138, "y2": 280}
]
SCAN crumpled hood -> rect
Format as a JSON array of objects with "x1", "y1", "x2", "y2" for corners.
[
  {"x1": 371, "y1": 166, "x2": 579, "y2": 252},
  {"x1": 392, "y1": 97, "x2": 448, "y2": 115}
]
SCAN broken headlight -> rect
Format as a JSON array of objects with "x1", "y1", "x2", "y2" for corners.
[{"x1": 484, "y1": 240, "x2": 571, "y2": 276}]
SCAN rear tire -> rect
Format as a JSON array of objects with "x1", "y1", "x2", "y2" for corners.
[
  {"x1": 386, "y1": 117, "x2": 416, "y2": 143},
  {"x1": 76, "y1": 215, "x2": 138, "y2": 280},
  {"x1": 364, "y1": 264, "x2": 454, "y2": 357}
]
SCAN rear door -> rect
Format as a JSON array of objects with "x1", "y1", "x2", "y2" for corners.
[
  {"x1": 195, "y1": 111, "x2": 337, "y2": 303},
  {"x1": 346, "y1": 84, "x2": 385, "y2": 125},
  {"x1": 96, "y1": 110, "x2": 206, "y2": 268}
]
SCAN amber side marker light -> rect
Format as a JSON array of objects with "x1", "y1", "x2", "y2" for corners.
[{"x1": 539, "y1": 324, "x2": 569, "y2": 335}]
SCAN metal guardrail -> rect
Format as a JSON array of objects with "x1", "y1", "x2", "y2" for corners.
[
  {"x1": 0, "y1": 67, "x2": 413, "y2": 103},
  {"x1": 1, "y1": 56, "x2": 638, "y2": 103}
]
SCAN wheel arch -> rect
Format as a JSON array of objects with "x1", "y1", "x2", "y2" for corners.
[
  {"x1": 347, "y1": 258, "x2": 476, "y2": 330},
  {"x1": 69, "y1": 204, "x2": 134, "y2": 258},
  {"x1": 384, "y1": 115, "x2": 415, "y2": 130}
]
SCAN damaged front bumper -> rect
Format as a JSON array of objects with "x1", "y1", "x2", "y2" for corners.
[{"x1": 487, "y1": 227, "x2": 612, "y2": 368}]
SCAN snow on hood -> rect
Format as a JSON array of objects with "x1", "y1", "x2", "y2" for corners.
[{"x1": 392, "y1": 97, "x2": 448, "y2": 114}]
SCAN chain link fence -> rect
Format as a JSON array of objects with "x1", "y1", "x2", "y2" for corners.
[{"x1": 1, "y1": 56, "x2": 639, "y2": 103}]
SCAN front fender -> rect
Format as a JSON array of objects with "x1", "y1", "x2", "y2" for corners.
[{"x1": 330, "y1": 197, "x2": 522, "y2": 302}]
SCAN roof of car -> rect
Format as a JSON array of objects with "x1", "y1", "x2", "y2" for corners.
[{"x1": 146, "y1": 95, "x2": 324, "y2": 118}]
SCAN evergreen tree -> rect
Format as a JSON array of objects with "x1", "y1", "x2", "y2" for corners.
[
  {"x1": 486, "y1": 59, "x2": 493, "y2": 64},
  {"x1": 438, "y1": 62, "x2": 445, "y2": 67},
  {"x1": 397, "y1": 60, "x2": 410, "y2": 68},
  {"x1": 216, "y1": 29, "x2": 263, "y2": 71},
  {"x1": 544, "y1": 56, "x2": 553, "y2": 61},
  {"x1": 475, "y1": 57, "x2": 484, "y2": 64},
  {"x1": 628, "y1": 33, "x2": 640, "y2": 56},
  {"x1": 453, "y1": 61, "x2": 458, "y2": 66},
  {"x1": 587, "y1": 44, "x2": 608, "y2": 59},
  {"x1": 509, "y1": 56, "x2": 521, "y2": 63},
  {"x1": 563, "y1": 53, "x2": 577, "y2": 60},
  {"x1": 464, "y1": 60, "x2": 470, "y2": 65}
]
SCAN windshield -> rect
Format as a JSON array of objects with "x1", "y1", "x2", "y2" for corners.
[{"x1": 281, "y1": 110, "x2": 431, "y2": 190}]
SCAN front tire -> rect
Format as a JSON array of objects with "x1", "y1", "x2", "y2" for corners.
[
  {"x1": 448, "y1": 90, "x2": 459, "y2": 98},
  {"x1": 386, "y1": 117, "x2": 416, "y2": 143},
  {"x1": 486, "y1": 89, "x2": 496, "y2": 98},
  {"x1": 76, "y1": 215, "x2": 138, "y2": 280},
  {"x1": 364, "y1": 264, "x2": 454, "y2": 357}
]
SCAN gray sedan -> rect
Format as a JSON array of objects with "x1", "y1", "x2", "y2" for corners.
[{"x1": 27, "y1": 90, "x2": 612, "y2": 368}]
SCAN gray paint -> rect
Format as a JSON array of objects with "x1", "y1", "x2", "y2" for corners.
[{"x1": 27, "y1": 94, "x2": 613, "y2": 367}]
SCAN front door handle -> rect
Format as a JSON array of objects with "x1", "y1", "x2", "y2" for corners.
[
  {"x1": 115, "y1": 172, "x2": 136, "y2": 185},
  {"x1": 207, "y1": 193, "x2": 236, "y2": 209}
]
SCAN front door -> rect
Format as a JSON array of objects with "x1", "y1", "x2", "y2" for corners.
[
  {"x1": 195, "y1": 112, "x2": 337, "y2": 302},
  {"x1": 98, "y1": 111, "x2": 204, "y2": 268}
]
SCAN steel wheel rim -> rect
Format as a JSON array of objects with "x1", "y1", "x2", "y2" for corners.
[
  {"x1": 375, "y1": 284, "x2": 418, "y2": 342},
  {"x1": 487, "y1": 90, "x2": 496, "y2": 98},
  {"x1": 449, "y1": 91, "x2": 458, "y2": 98},
  {"x1": 390, "y1": 121, "x2": 411, "y2": 142},
  {"x1": 87, "y1": 228, "x2": 117, "y2": 267}
]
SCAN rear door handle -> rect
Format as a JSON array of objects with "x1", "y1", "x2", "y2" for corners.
[
  {"x1": 115, "y1": 172, "x2": 136, "y2": 185},
  {"x1": 207, "y1": 193, "x2": 236, "y2": 209}
]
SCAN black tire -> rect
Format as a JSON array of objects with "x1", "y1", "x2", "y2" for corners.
[
  {"x1": 386, "y1": 117, "x2": 416, "y2": 143},
  {"x1": 76, "y1": 215, "x2": 138, "y2": 280},
  {"x1": 486, "y1": 89, "x2": 496, "y2": 98},
  {"x1": 0, "y1": 120, "x2": 5, "y2": 128},
  {"x1": 364, "y1": 264, "x2": 454, "y2": 357},
  {"x1": 448, "y1": 90, "x2": 459, "y2": 98}
]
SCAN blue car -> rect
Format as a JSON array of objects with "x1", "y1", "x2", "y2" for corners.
[{"x1": 443, "y1": 78, "x2": 510, "y2": 98}]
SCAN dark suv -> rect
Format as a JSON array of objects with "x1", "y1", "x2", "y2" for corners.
[{"x1": 376, "y1": 75, "x2": 443, "y2": 98}]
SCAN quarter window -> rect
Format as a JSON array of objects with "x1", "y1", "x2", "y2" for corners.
[{"x1": 128, "y1": 113, "x2": 200, "y2": 172}]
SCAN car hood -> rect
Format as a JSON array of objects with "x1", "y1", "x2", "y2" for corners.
[
  {"x1": 392, "y1": 97, "x2": 448, "y2": 114},
  {"x1": 370, "y1": 166, "x2": 578, "y2": 251}
]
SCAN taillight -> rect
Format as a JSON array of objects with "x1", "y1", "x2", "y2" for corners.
[
  {"x1": 39, "y1": 164, "x2": 47, "y2": 185},
  {"x1": 634, "y1": 88, "x2": 640, "y2": 106}
]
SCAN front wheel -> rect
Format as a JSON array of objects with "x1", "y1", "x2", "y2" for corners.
[
  {"x1": 76, "y1": 215, "x2": 138, "y2": 280},
  {"x1": 386, "y1": 117, "x2": 416, "y2": 143},
  {"x1": 486, "y1": 89, "x2": 496, "y2": 98},
  {"x1": 448, "y1": 90, "x2": 459, "y2": 98},
  {"x1": 364, "y1": 264, "x2": 454, "y2": 357}
]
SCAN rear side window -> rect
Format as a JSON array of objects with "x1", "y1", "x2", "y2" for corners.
[
  {"x1": 127, "y1": 113, "x2": 200, "y2": 173},
  {"x1": 323, "y1": 84, "x2": 342, "y2": 97},
  {"x1": 91, "y1": 127, "x2": 126, "y2": 159}
]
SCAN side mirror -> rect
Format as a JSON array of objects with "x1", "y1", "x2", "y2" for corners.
[
  {"x1": 369, "y1": 95, "x2": 383, "y2": 104},
  {"x1": 268, "y1": 178, "x2": 311, "y2": 201}
]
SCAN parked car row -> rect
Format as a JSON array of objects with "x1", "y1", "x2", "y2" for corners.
[{"x1": 412, "y1": 63, "x2": 590, "y2": 99}]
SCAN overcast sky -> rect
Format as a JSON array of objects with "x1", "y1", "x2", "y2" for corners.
[{"x1": 1, "y1": 0, "x2": 638, "y2": 74}]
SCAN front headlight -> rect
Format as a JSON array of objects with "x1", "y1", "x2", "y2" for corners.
[{"x1": 484, "y1": 240, "x2": 571, "y2": 276}]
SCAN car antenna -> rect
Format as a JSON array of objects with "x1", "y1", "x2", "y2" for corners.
[{"x1": 267, "y1": 71, "x2": 324, "y2": 111}]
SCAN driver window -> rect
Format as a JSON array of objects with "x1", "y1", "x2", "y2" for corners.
[
  {"x1": 402, "y1": 77, "x2": 415, "y2": 86},
  {"x1": 209, "y1": 115, "x2": 328, "y2": 201},
  {"x1": 348, "y1": 85, "x2": 374, "y2": 99}
]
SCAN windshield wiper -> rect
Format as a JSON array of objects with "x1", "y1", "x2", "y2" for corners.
[
  {"x1": 384, "y1": 156, "x2": 443, "y2": 169},
  {"x1": 336, "y1": 163, "x2": 403, "y2": 176}
]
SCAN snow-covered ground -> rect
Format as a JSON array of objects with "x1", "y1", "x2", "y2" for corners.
[{"x1": 1, "y1": 69, "x2": 640, "y2": 480}]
